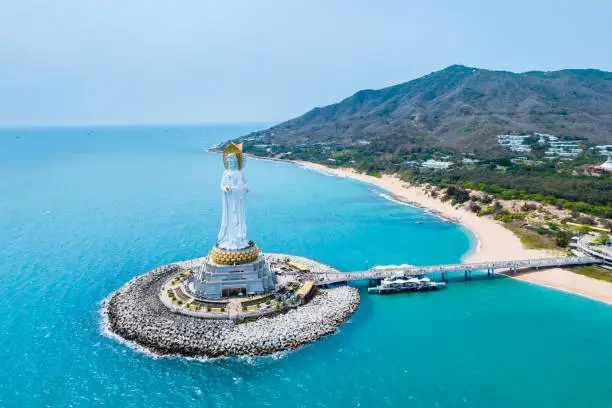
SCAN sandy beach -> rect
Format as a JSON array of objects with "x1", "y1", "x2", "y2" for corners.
[{"x1": 296, "y1": 161, "x2": 612, "y2": 305}]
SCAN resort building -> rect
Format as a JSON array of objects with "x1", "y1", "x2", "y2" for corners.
[
  {"x1": 587, "y1": 154, "x2": 612, "y2": 175},
  {"x1": 595, "y1": 145, "x2": 612, "y2": 155},
  {"x1": 497, "y1": 134, "x2": 532, "y2": 152},
  {"x1": 400, "y1": 160, "x2": 420, "y2": 168},
  {"x1": 535, "y1": 133, "x2": 559, "y2": 143},
  {"x1": 498, "y1": 133, "x2": 584, "y2": 159},
  {"x1": 545, "y1": 141, "x2": 583, "y2": 158},
  {"x1": 422, "y1": 159, "x2": 452, "y2": 169}
]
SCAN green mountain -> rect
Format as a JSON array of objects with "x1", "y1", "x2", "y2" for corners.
[{"x1": 246, "y1": 65, "x2": 612, "y2": 155}]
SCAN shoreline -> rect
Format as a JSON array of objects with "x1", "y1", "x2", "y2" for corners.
[{"x1": 290, "y1": 160, "x2": 612, "y2": 305}]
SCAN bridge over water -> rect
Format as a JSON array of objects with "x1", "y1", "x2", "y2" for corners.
[{"x1": 314, "y1": 256, "x2": 602, "y2": 286}]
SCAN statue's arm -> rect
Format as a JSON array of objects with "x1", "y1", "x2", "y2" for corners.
[
  {"x1": 226, "y1": 173, "x2": 247, "y2": 192},
  {"x1": 221, "y1": 173, "x2": 231, "y2": 191}
]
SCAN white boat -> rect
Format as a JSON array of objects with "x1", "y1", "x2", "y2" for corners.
[{"x1": 368, "y1": 272, "x2": 446, "y2": 294}]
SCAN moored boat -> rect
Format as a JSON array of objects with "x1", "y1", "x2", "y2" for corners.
[{"x1": 368, "y1": 272, "x2": 446, "y2": 294}]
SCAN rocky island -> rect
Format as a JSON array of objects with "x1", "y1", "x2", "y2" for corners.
[{"x1": 102, "y1": 143, "x2": 360, "y2": 358}]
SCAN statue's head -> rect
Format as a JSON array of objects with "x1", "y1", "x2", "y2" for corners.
[
  {"x1": 222, "y1": 142, "x2": 244, "y2": 170},
  {"x1": 227, "y1": 153, "x2": 238, "y2": 170}
]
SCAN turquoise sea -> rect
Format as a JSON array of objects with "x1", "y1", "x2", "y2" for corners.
[{"x1": 0, "y1": 125, "x2": 611, "y2": 407}]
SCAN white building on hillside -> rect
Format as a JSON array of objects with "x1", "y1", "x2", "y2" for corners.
[
  {"x1": 497, "y1": 134, "x2": 532, "y2": 152},
  {"x1": 422, "y1": 159, "x2": 452, "y2": 169},
  {"x1": 545, "y1": 141, "x2": 583, "y2": 158}
]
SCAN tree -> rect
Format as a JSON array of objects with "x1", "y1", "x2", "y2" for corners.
[{"x1": 555, "y1": 231, "x2": 570, "y2": 248}]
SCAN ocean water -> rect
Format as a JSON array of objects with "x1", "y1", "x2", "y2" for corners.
[{"x1": 0, "y1": 125, "x2": 611, "y2": 408}]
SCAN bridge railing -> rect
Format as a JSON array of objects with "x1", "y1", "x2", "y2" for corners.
[
  {"x1": 316, "y1": 256, "x2": 601, "y2": 284},
  {"x1": 576, "y1": 236, "x2": 612, "y2": 263}
]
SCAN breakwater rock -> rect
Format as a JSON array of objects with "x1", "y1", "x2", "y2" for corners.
[{"x1": 103, "y1": 263, "x2": 360, "y2": 358}]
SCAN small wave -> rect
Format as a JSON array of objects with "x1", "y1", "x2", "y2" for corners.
[
  {"x1": 272, "y1": 350, "x2": 289, "y2": 360},
  {"x1": 376, "y1": 192, "x2": 455, "y2": 223},
  {"x1": 98, "y1": 291, "x2": 216, "y2": 362},
  {"x1": 376, "y1": 192, "x2": 417, "y2": 208},
  {"x1": 99, "y1": 295, "x2": 166, "y2": 360},
  {"x1": 462, "y1": 232, "x2": 482, "y2": 262},
  {"x1": 299, "y1": 165, "x2": 339, "y2": 178},
  {"x1": 99, "y1": 296, "x2": 298, "y2": 364}
]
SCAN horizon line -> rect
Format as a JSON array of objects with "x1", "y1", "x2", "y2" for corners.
[{"x1": 0, "y1": 121, "x2": 279, "y2": 131}]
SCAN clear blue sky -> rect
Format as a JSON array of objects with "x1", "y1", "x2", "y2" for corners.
[{"x1": 1, "y1": 0, "x2": 611, "y2": 127}]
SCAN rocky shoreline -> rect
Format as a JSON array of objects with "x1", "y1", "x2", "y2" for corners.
[{"x1": 103, "y1": 263, "x2": 360, "y2": 358}]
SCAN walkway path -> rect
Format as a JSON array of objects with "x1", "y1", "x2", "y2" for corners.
[{"x1": 316, "y1": 256, "x2": 602, "y2": 285}]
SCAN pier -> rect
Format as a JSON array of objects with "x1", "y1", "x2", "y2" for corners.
[{"x1": 314, "y1": 256, "x2": 603, "y2": 286}]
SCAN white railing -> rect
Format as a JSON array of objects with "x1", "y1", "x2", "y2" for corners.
[
  {"x1": 317, "y1": 256, "x2": 602, "y2": 284},
  {"x1": 576, "y1": 236, "x2": 612, "y2": 263}
]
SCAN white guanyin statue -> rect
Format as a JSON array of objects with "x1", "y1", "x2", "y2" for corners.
[{"x1": 217, "y1": 147, "x2": 248, "y2": 250}]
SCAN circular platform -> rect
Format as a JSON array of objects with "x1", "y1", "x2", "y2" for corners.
[
  {"x1": 210, "y1": 242, "x2": 259, "y2": 265},
  {"x1": 102, "y1": 255, "x2": 360, "y2": 358}
]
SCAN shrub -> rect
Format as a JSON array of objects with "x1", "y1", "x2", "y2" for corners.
[
  {"x1": 477, "y1": 206, "x2": 495, "y2": 217},
  {"x1": 575, "y1": 216, "x2": 596, "y2": 226},
  {"x1": 468, "y1": 202, "x2": 481, "y2": 213},
  {"x1": 493, "y1": 210, "x2": 524, "y2": 223},
  {"x1": 577, "y1": 225, "x2": 592, "y2": 233},
  {"x1": 555, "y1": 231, "x2": 570, "y2": 248},
  {"x1": 444, "y1": 184, "x2": 470, "y2": 205}
]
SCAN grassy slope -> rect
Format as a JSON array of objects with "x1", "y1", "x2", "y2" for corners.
[
  {"x1": 502, "y1": 222, "x2": 558, "y2": 250},
  {"x1": 566, "y1": 265, "x2": 612, "y2": 283}
]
